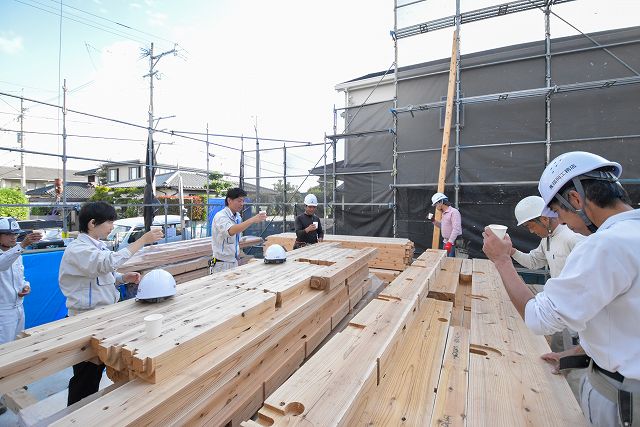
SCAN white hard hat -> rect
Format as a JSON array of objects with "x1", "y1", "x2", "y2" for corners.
[
  {"x1": 0, "y1": 217, "x2": 23, "y2": 234},
  {"x1": 514, "y1": 196, "x2": 557, "y2": 226},
  {"x1": 538, "y1": 151, "x2": 622, "y2": 207},
  {"x1": 431, "y1": 192, "x2": 447, "y2": 206},
  {"x1": 304, "y1": 194, "x2": 318, "y2": 206},
  {"x1": 136, "y1": 269, "x2": 177, "y2": 303},
  {"x1": 264, "y1": 244, "x2": 287, "y2": 264}
]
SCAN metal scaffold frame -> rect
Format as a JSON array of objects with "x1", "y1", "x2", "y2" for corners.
[{"x1": 327, "y1": 0, "x2": 639, "y2": 239}]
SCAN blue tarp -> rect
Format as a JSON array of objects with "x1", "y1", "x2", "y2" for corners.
[
  {"x1": 22, "y1": 249, "x2": 67, "y2": 328},
  {"x1": 206, "y1": 197, "x2": 226, "y2": 237}
]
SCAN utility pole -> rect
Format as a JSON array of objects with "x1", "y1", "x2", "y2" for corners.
[
  {"x1": 240, "y1": 136, "x2": 245, "y2": 190},
  {"x1": 18, "y1": 94, "x2": 26, "y2": 191},
  {"x1": 142, "y1": 42, "x2": 176, "y2": 232}
]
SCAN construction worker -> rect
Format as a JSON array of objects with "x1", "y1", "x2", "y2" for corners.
[
  {"x1": 511, "y1": 195, "x2": 585, "y2": 351},
  {"x1": 210, "y1": 187, "x2": 266, "y2": 274},
  {"x1": 293, "y1": 194, "x2": 324, "y2": 250},
  {"x1": 59, "y1": 202, "x2": 163, "y2": 405},
  {"x1": 0, "y1": 217, "x2": 42, "y2": 347},
  {"x1": 482, "y1": 151, "x2": 639, "y2": 427},
  {"x1": 430, "y1": 192, "x2": 461, "y2": 257}
]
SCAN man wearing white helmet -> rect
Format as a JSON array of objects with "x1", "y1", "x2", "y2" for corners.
[
  {"x1": 293, "y1": 194, "x2": 324, "y2": 250},
  {"x1": 210, "y1": 187, "x2": 266, "y2": 273},
  {"x1": 483, "y1": 151, "x2": 639, "y2": 426},
  {"x1": 429, "y1": 192, "x2": 461, "y2": 256},
  {"x1": 511, "y1": 196, "x2": 585, "y2": 352},
  {"x1": 0, "y1": 217, "x2": 42, "y2": 348},
  {"x1": 0, "y1": 217, "x2": 42, "y2": 414}
]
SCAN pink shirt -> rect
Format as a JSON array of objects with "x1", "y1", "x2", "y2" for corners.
[{"x1": 441, "y1": 206, "x2": 462, "y2": 244}]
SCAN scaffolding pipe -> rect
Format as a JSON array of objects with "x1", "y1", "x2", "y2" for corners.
[
  {"x1": 332, "y1": 140, "x2": 337, "y2": 234},
  {"x1": 282, "y1": 145, "x2": 287, "y2": 233},
  {"x1": 243, "y1": 141, "x2": 326, "y2": 153},
  {"x1": 62, "y1": 79, "x2": 68, "y2": 238},
  {"x1": 454, "y1": 0, "x2": 461, "y2": 209},
  {"x1": 392, "y1": 0, "x2": 399, "y2": 237},
  {"x1": 545, "y1": 3, "x2": 552, "y2": 165}
]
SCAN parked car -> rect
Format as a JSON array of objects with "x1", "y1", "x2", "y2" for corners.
[{"x1": 105, "y1": 215, "x2": 191, "y2": 250}]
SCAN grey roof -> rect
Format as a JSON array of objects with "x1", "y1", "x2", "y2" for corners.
[
  {"x1": 108, "y1": 171, "x2": 278, "y2": 195},
  {"x1": 0, "y1": 166, "x2": 80, "y2": 182},
  {"x1": 26, "y1": 182, "x2": 96, "y2": 201}
]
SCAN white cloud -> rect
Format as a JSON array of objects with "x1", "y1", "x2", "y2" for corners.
[
  {"x1": 146, "y1": 10, "x2": 167, "y2": 27},
  {"x1": 99, "y1": 8, "x2": 108, "y2": 15},
  {"x1": 0, "y1": 34, "x2": 23, "y2": 55},
  {"x1": 93, "y1": 0, "x2": 102, "y2": 4},
  {"x1": 129, "y1": 3, "x2": 142, "y2": 9}
]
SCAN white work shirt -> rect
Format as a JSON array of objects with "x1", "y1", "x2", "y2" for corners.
[
  {"x1": 524, "y1": 209, "x2": 640, "y2": 380},
  {"x1": 211, "y1": 207, "x2": 241, "y2": 262},
  {"x1": 512, "y1": 224, "x2": 585, "y2": 278},
  {"x1": 0, "y1": 245, "x2": 28, "y2": 309}
]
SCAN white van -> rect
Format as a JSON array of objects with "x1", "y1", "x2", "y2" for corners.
[{"x1": 106, "y1": 215, "x2": 191, "y2": 250}]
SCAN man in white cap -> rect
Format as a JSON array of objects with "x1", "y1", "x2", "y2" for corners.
[
  {"x1": 511, "y1": 195, "x2": 585, "y2": 355},
  {"x1": 430, "y1": 192, "x2": 461, "y2": 256},
  {"x1": 483, "y1": 151, "x2": 639, "y2": 426},
  {"x1": 293, "y1": 194, "x2": 324, "y2": 250}
]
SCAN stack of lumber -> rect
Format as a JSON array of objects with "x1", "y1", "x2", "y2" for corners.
[
  {"x1": 265, "y1": 232, "x2": 414, "y2": 272},
  {"x1": 242, "y1": 255, "x2": 587, "y2": 426},
  {"x1": 0, "y1": 242, "x2": 375, "y2": 426},
  {"x1": 118, "y1": 236, "x2": 262, "y2": 284}
]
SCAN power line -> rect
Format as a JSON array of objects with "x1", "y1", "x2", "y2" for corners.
[
  {"x1": 43, "y1": 0, "x2": 178, "y2": 46},
  {"x1": 0, "y1": 127, "x2": 148, "y2": 143},
  {"x1": 0, "y1": 97, "x2": 20, "y2": 113},
  {"x1": 172, "y1": 130, "x2": 316, "y2": 146},
  {"x1": 13, "y1": 0, "x2": 154, "y2": 47}
]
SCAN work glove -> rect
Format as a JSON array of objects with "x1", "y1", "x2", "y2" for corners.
[{"x1": 444, "y1": 242, "x2": 453, "y2": 254}]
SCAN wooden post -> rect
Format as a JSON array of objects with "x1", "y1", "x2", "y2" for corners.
[{"x1": 432, "y1": 31, "x2": 458, "y2": 249}]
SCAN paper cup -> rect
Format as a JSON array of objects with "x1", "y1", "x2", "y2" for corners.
[
  {"x1": 144, "y1": 313, "x2": 164, "y2": 339},
  {"x1": 427, "y1": 213, "x2": 434, "y2": 220},
  {"x1": 487, "y1": 224, "x2": 508, "y2": 239},
  {"x1": 150, "y1": 225, "x2": 163, "y2": 231},
  {"x1": 312, "y1": 221, "x2": 319, "y2": 229},
  {"x1": 259, "y1": 210, "x2": 267, "y2": 215}
]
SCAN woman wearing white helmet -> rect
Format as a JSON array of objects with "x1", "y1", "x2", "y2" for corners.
[
  {"x1": 293, "y1": 194, "x2": 324, "y2": 250},
  {"x1": 483, "y1": 151, "x2": 639, "y2": 426}
]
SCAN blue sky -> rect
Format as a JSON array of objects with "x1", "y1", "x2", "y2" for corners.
[{"x1": 1, "y1": 0, "x2": 638, "y2": 190}]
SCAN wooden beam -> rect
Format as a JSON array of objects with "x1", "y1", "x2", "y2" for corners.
[{"x1": 432, "y1": 30, "x2": 458, "y2": 250}]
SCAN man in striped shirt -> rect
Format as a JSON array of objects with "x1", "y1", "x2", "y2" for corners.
[{"x1": 430, "y1": 192, "x2": 462, "y2": 257}]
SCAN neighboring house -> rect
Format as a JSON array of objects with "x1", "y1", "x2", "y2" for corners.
[
  {"x1": 0, "y1": 165, "x2": 79, "y2": 191},
  {"x1": 74, "y1": 160, "x2": 173, "y2": 185},
  {"x1": 25, "y1": 182, "x2": 95, "y2": 202}
]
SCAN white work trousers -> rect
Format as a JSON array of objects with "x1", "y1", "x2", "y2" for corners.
[
  {"x1": 579, "y1": 373, "x2": 640, "y2": 427},
  {"x1": 0, "y1": 305, "x2": 25, "y2": 344}
]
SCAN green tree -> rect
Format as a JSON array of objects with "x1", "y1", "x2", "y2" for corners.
[
  {"x1": 0, "y1": 188, "x2": 29, "y2": 219},
  {"x1": 90, "y1": 186, "x2": 144, "y2": 218},
  {"x1": 205, "y1": 172, "x2": 233, "y2": 197},
  {"x1": 271, "y1": 180, "x2": 303, "y2": 215}
]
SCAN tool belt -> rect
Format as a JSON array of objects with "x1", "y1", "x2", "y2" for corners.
[
  {"x1": 560, "y1": 355, "x2": 639, "y2": 426},
  {"x1": 208, "y1": 257, "x2": 235, "y2": 274},
  {"x1": 292, "y1": 241, "x2": 308, "y2": 250}
]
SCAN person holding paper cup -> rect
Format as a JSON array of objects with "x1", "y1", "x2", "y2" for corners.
[
  {"x1": 483, "y1": 152, "x2": 640, "y2": 426},
  {"x1": 511, "y1": 196, "x2": 585, "y2": 352},
  {"x1": 210, "y1": 187, "x2": 266, "y2": 274},
  {"x1": 430, "y1": 192, "x2": 462, "y2": 257},
  {"x1": 293, "y1": 194, "x2": 324, "y2": 250},
  {"x1": 59, "y1": 201, "x2": 163, "y2": 406}
]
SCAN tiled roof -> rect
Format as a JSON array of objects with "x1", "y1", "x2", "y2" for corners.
[{"x1": 26, "y1": 182, "x2": 96, "y2": 200}]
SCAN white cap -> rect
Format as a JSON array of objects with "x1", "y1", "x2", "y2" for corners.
[
  {"x1": 514, "y1": 196, "x2": 557, "y2": 226},
  {"x1": 136, "y1": 269, "x2": 177, "y2": 301},
  {"x1": 304, "y1": 194, "x2": 318, "y2": 207},
  {"x1": 0, "y1": 217, "x2": 23, "y2": 234},
  {"x1": 264, "y1": 244, "x2": 287, "y2": 264},
  {"x1": 538, "y1": 151, "x2": 621, "y2": 207},
  {"x1": 431, "y1": 192, "x2": 447, "y2": 206}
]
